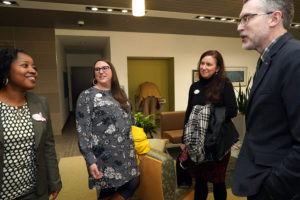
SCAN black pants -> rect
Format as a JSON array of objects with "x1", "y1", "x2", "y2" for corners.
[{"x1": 194, "y1": 178, "x2": 227, "y2": 200}]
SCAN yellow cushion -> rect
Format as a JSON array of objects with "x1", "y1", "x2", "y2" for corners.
[{"x1": 132, "y1": 126, "x2": 151, "y2": 164}]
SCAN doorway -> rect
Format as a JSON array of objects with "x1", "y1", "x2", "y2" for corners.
[
  {"x1": 127, "y1": 58, "x2": 175, "y2": 113},
  {"x1": 71, "y1": 67, "x2": 93, "y2": 111}
]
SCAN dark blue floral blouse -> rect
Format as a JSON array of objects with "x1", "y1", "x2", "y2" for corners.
[{"x1": 76, "y1": 87, "x2": 139, "y2": 189}]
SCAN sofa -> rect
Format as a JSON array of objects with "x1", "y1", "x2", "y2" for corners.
[
  {"x1": 134, "y1": 139, "x2": 192, "y2": 200},
  {"x1": 160, "y1": 111, "x2": 186, "y2": 143}
]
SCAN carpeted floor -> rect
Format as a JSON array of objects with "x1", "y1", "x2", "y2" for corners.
[
  {"x1": 57, "y1": 156, "x2": 97, "y2": 200},
  {"x1": 183, "y1": 189, "x2": 246, "y2": 200}
]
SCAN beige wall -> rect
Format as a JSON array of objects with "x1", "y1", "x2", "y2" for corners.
[
  {"x1": 0, "y1": 26, "x2": 62, "y2": 135},
  {"x1": 56, "y1": 29, "x2": 259, "y2": 110},
  {"x1": 55, "y1": 38, "x2": 69, "y2": 131}
]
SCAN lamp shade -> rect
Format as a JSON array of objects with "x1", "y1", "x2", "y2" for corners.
[{"x1": 132, "y1": 0, "x2": 145, "y2": 17}]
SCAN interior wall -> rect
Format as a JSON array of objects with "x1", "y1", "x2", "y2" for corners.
[
  {"x1": 104, "y1": 39, "x2": 111, "y2": 61},
  {"x1": 127, "y1": 58, "x2": 174, "y2": 113},
  {"x1": 56, "y1": 29, "x2": 260, "y2": 111},
  {"x1": 55, "y1": 37, "x2": 69, "y2": 130}
]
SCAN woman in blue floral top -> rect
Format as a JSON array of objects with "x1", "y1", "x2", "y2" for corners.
[{"x1": 76, "y1": 60, "x2": 140, "y2": 200}]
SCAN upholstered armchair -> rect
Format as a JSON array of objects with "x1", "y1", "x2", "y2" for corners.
[
  {"x1": 160, "y1": 111, "x2": 185, "y2": 144},
  {"x1": 134, "y1": 139, "x2": 191, "y2": 200}
]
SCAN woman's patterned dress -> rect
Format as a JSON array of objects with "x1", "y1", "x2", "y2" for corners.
[{"x1": 76, "y1": 87, "x2": 139, "y2": 189}]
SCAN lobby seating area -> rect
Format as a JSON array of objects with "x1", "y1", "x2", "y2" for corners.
[{"x1": 54, "y1": 113, "x2": 245, "y2": 200}]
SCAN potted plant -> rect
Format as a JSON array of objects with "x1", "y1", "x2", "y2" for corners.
[
  {"x1": 237, "y1": 76, "x2": 252, "y2": 114},
  {"x1": 233, "y1": 76, "x2": 252, "y2": 141},
  {"x1": 134, "y1": 112, "x2": 157, "y2": 138}
]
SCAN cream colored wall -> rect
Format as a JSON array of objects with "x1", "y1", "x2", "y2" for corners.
[
  {"x1": 56, "y1": 29, "x2": 259, "y2": 111},
  {"x1": 55, "y1": 38, "x2": 69, "y2": 130}
]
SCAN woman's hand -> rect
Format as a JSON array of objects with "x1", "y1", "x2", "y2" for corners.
[
  {"x1": 48, "y1": 189, "x2": 61, "y2": 200},
  {"x1": 89, "y1": 163, "x2": 103, "y2": 179}
]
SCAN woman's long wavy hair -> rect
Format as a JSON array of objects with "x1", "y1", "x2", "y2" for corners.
[
  {"x1": 197, "y1": 50, "x2": 230, "y2": 104},
  {"x1": 93, "y1": 59, "x2": 129, "y2": 112}
]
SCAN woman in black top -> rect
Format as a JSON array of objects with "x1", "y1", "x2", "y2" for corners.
[{"x1": 181, "y1": 50, "x2": 237, "y2": 200}]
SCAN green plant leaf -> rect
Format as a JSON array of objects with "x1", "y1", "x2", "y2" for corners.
[
  {"x1": 236, "y1": 76, "x2": 252, "y2": 115},
  {"x1": 134, "y1": 112, "x2": 157, "y2": 137}
]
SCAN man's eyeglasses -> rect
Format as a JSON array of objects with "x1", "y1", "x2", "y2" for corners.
[
  {"x1": 95, "y1": 66, "x2": 110, "y2": 72},
  {"x1": 238, "y1": 12, "x2": 273, "y2": 25}
]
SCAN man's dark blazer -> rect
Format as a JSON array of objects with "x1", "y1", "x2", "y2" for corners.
[
  {"x1": 0, "y1": 92, "x2": 62, "y2": 197},
  {"x1": 232, "y1": 33, "x2": 300, "y2": 200}
]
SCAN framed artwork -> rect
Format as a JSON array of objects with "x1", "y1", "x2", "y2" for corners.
[
  {"x1": 225, "y1": 67, "x2": 247, "y2": 86},
  {"x1": 192, "y1": 70, "x2": 199, "y2": 83},
  {"x1": 192, "y1": 67, "x2": 248, "y2": 86}
]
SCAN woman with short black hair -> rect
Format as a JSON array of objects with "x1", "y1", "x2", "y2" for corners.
[{"x1": 0, "y1": 48, "x2": 62, "y2": 200}]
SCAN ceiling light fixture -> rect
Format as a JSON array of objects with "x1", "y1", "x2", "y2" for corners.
[
  {"x1": 2, "y1": 1, "x2": 11, "y2": 5},
  {"x1": 1, "y1": 0, "x2": 18, "y2": 6},
  {"x1": 86, "y1": 7, "x2": 132, "y2": 14},
  {"x1": 132, "y1": 0, "x2": 145, "y2": 17},
  {"x1": 195, "y1": 15, "x2": 239, "y2": 24}
]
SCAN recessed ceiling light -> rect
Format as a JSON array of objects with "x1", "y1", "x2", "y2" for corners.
[
  {"x1": 107, "y1": 8, "x2": 113, "y2": 12},
  {"x1": 122, "y1": 9, "x2": 128, "y2": 13},
  {"x1": 295, "y1": 24, "x2": 300, "y2": 27},
  {"x1": 91, "y1": 7, "x2": 98, "y2": 11},
  {"x1": 2, "y1": 1, "x2": 12, "y2": 5},
  {"x1": 221, "y1": 18, "x2": 226, "y2": 21},
  {"x1": 210, "y1": 17, "x2": 216, "y2": 20}
]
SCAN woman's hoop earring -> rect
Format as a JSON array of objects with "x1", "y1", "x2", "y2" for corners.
[
  {"x1": 93, "y1": 79, "x2": 97, "y2": 85},
  {"x1": 4, "y1": 78, "x2": 8, "y2": 86}
]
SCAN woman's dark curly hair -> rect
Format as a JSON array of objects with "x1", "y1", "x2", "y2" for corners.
[
  {"x1": 197, "y1": 50, "x2": 231, "y2": 104},
  {"x1": 0, "y1": 48, "x2": 26, "y2": 89}
]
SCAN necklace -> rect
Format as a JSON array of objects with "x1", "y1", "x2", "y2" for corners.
[{"x1": 17, "y1": 106, "x2": 21, "y2": 120}]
